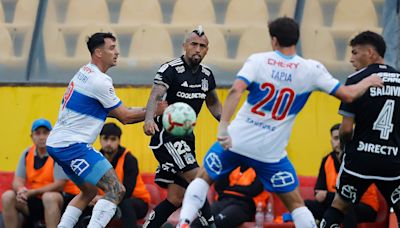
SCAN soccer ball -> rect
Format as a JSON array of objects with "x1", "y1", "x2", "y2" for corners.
[{"x1": 162, "y1": 102, "x2": 197, "y2": 137}]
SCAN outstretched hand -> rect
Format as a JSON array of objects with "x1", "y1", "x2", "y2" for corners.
[
  {"x1": 143, "y1": 119, "x2": 159, "y2": 136},
  {"x1": 364, "y1": 73, "x2": 383, "y2": 88}
]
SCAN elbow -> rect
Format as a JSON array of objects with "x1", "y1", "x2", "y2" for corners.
[{"x1": 341, "y1": 93, "x2": 356, "y2": 103}]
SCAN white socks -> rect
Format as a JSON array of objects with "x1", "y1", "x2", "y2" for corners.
[
  {"x1": 291, "y1": 206, "x2": 317, "y2": 228},
  {"x1": 57, "y1": 206, "x2": 82, "y2": 228},
  {"x1": 87, "y1": 199, "x2": 117, "y2": 228},
  {"x1": 178, "y1": 178, "x2": 210, "y2": 225}
]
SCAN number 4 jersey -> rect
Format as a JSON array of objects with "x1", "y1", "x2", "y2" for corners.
[
  {"x1": 228, "y1": 51, "x2": 340, "y2": 163},
  {"x1": 339, "y1": 63, "x2": 400, "y2": 179}
]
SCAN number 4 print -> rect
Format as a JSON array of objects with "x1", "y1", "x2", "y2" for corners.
[
  {"x1": 373, "y1": 99, "x2": 394, "y2": 140},
  {"x1": 251, "y1": 82, "x2": 295, "y2": 120}
]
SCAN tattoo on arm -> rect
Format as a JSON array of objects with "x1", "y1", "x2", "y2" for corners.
[{"x1": 145, "y1": 85, "x2": 167, "y2": 120}]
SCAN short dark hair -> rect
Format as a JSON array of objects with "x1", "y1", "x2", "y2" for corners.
[
  {"x1": 100, "y1": 122, "x2": 122, "y2": 138},
  {"x1": 86, "y1": 32, "x2": 116, "y2": 55},
  {"x1": 268, "y1": 17, "x2": 299, "y2": 47},
  {"x1": 350, "y1": 31, "x2": 386, "y2": 57},
  {"x1": 330, "y1": 123, "x2": 340, "y2": 134}
]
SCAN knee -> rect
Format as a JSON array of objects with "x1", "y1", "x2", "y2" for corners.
[
  {"x1": 42, "y1": 192, "x2": 63, "y2": 207},
  {"x1": 1, "y1": 190, "x2": 16, "y2": 204}
]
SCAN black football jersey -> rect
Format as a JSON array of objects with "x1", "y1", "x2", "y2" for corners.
[
  {"x1": 151, "y1": 56, "x2": 217, "y2": 143},
  {"x1": 339, "y1": 64, "x2": 400, "y2": 178}
]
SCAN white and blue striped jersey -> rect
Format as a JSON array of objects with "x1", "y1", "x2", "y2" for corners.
[
  {"x1": 47, "y1": 63, "x2": 122, "y2": 148},
  {"x1": 228, "y1": 51, "x2": 340, "y2": 162}
]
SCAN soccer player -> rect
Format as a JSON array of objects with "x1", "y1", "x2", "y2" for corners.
[
  {"x1": 46, "y1": 32, "x2": 165, "y2": 228},
  {"x1": 320, "y1": 31, "x2": 400, "y2": 227},
  {"x1": 176, "y1": 17, "x2": 383, "y2": 228},
  {"x1": 143, "y1": 26, "x2": 222, "y2": 228}
]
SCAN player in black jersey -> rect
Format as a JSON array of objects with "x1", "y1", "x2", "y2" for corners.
[
  {"x1": 321, "y1": 31, "x2": 400, "y2": 227},
  {"x1": 142, "y1": 26, "x2": 222, "y2": 228}
]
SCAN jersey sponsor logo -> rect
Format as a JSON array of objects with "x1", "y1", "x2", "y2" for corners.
[
  {"x1": 370, "y1": 86, "x2": 400, "y2": 97},
  {"x1": 267, "y1": 58, "x2": 299, "y2": 69},
  {"x1": 70, "y1": 158, "x2": 89, "y2": 176},
  {"x1": 340, "y1": 185, "x2": 357, "y2": 203},
  {"x1": 356, "y1": 141, "x2": 398, "y2": 156},
  {"x1": 245, "y1": 117, "x2": 276, "y2": 132},
  {"x1": 201, "y1": 78, "x2": 209, "y2": 92},
  {"x1": 176, "y1": 91, "x2": 206, "y2": 99},
  {"x1": 158, "y1": 64, "x2": 169, "y2": 73},
  {"x1": 181, "y1": 81, "x2": 188, "y2": 87},
  {"x1": 175, "y1": 66, "x2": 185, "y2": 73},
  {"x1": 205, "y1": 152, "x2": 222, "y2": 175},
  {"x1": 77, "y1": 72, "x2": 88, "y2": 83},
  {"x1": 378, "y1": 72, "x2": 400, "y2": 83},
  {"x1": 270, "y1": 171, "x2": 295, "y2": 187},
  {"x1": 82, "y1": 65, "x2": 94, "y2": 74},
  {"x1": 271, "y1": 70, "x2": 292, "y2": 82},
  {"x1": 183, "y1": 153, "x2": 196, "y2": 165}
]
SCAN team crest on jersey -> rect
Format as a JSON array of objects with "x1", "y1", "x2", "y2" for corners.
[
  {"x1": 175, "y1": 66, "x2": 185, "y2": 73},
  {"x1": 201, "y1": 78, "x2": 208, "y2": 92}
]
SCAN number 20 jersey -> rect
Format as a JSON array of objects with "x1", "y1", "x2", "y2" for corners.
[
  {"x1": 228, "y1": 51, "x2": 340, "y2": 163},
  {"x1": 339, "y1": 64, "x2": 400, "y2": 179}
]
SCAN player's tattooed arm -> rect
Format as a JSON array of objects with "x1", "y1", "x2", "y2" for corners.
[
  {"x1": 97, "y1": 169, "x2": 125, "y2": 204},
  {"x1": 143, "y1": 84, "x2": 167, "y2": 135},
  {"x1": 206, "y1": 90, "x2": 222, "y2": 121}
]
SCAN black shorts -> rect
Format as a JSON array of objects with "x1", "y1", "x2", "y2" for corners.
[
  {"x1": 27, "y1": 197, "x2": 45, "y2": 221},
  {"x1": 337, "y1": 168, "x2": 400, "y2": 207},
  {"x1": 150, "y1": 132, "x2": 199, "y2": 188}
]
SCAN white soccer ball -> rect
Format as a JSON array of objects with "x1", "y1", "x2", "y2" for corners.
[{"x1": 162, "y1": 102, "x2": 197, "y2": 137}]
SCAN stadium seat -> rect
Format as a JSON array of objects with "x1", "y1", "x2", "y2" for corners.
[
  {"x1": 117, "y1": 0, "x2": 163, "y2": 26},
  {"x1": 235, "y1": 27, "x2": 271, "y2": 61},
  {"x1": 332, "y1": 0, "x2": 379, "y2": 29},
  {"x1": 301, "y1": 27, "x2": 353, "y2": 76},
  {"x1": 12, "y1": 0, "x2": 38, "y2": 27},
  {"x1": 65, "y1": 0, "x2": 110, "y2": 26},
  {"x1": 277, "y1": 0, "x2": 297, "y2": 18},
  {"x1": 171, "y1": 0, "x2": 215, "y2": 25},
  {"x1": 121, "y1": 26, "x2": 173, "y2": 69},
  {"x1": 224, "y1": 0, "x2": 268, "y2": 27},
  {"x1": 75, "y1": 25, "x2": 116, "y2": 61},
  {"x1": 302, "y1": 0, "x2": 324, "y2": 28},
  {"x1": 301, "y1": 27, "x2": 337, "y2": 62},
  {"x1": 201, "y1": 27, "x2": 228, "y2": 64}
]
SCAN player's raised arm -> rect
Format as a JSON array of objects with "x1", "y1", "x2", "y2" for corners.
[
  {"x1": 333, "y1": 74, "x2": 383, "y2": 103},
  {"x1": 143, "y1": 84, "x2": 167, "y2": 135}
]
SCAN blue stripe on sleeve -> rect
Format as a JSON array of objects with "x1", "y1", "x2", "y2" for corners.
[
  {"x1": 237, "y1": 76, "x2": 251, "y2": 85},
  {"x1": 106, "y1": 101, "x2": 122, "y2": 112},
  {"x1": 329, "y1": 82, "x2": 341, "y2": 95}
]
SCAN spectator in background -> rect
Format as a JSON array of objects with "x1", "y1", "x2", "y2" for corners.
[
  {"x1": 191, "y1": 165, "x2": 269, "y2": 228},
  {"x1": 305, "y1": 123, "x2": 378, "y2": 227},
  {"x1": 1, "y1": 119, "x2": 66, "y2": 228},
  {"x1": 89, "y1": 123, "x2": 150, "y2": 228}
]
